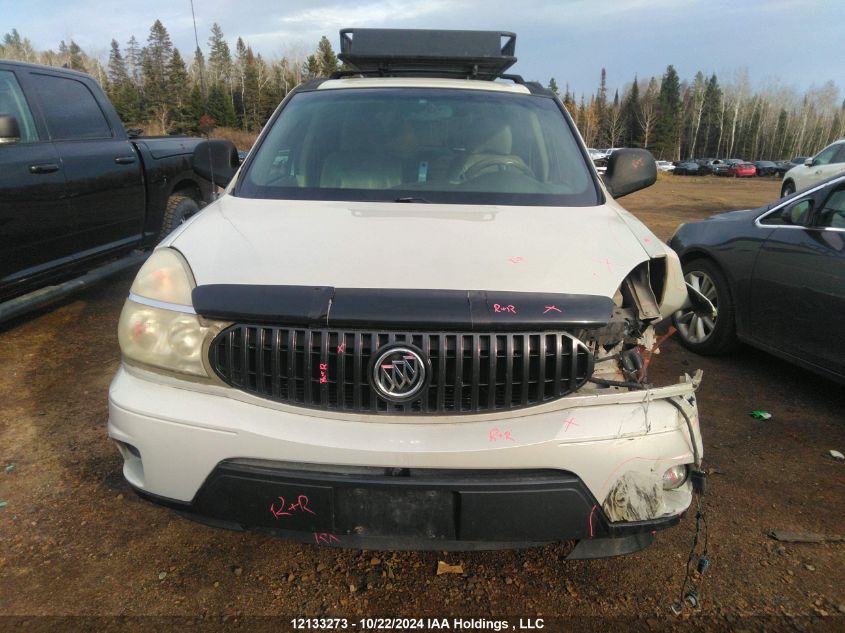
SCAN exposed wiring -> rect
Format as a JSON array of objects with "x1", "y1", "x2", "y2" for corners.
[
  {"x1": 666, "y1": 396, "x2": 700, "y2": 468},
  {"x1": 674, "y1": 494, "x2": 709, "y2": 614},
  {"x1": 666, "y1": 395, "x2": 709, "y2": 615}
]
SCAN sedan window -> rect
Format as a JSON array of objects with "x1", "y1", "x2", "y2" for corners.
[
  {"x1": 762, "y1": 198, "x2": 813, "y2": 226},
  {"x1": 812, "y1": 144, "x2": 840, "y2": 166},
  {"x1": 818, "y1": 188, "x2": 845, "y2": 229}
]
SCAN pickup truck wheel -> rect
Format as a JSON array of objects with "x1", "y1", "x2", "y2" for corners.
[
  {"x1": 672, "y1": 259, "x2": 737, "y2": 355},
  {"x1": 159, "y1": 194, "x2": 200, "y2": 241}
]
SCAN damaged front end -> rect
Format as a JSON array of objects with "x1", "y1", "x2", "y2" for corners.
[
  {"x1": 563, "y1": 255, "x2": 704, "y2": 528},
  {"x1": 579, "y1": 257, "x2": 686, "y2": 390}
]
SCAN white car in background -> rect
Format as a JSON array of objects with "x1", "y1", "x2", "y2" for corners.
[
  {"x1": 587, "y1": 148, "x2": 607, "y2": 161},
  {"x1": 656, "y1": 160, "x2": 675, "y2": 172},
  {"x1": 781, "y1": 138, "x2": 845, "y2": 197}
]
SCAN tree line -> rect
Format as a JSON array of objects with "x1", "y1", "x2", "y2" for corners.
[
  {"x1": 2, "y1": 23, "x2": 843, "y2": 160},
  {"x1": 1, "y1": 22, "x2": 338, "y2": 136},
  {"x1": 553, "y1": 66, "x2": 845, "y2": 161}
]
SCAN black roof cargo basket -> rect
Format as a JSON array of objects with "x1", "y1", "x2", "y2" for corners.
[{"x1": 336, "y1": 28, "x2": 518, "y2": 80}]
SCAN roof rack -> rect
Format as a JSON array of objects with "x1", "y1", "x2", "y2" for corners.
[{"x1": 335, "y1": 28, "x2": 518, "y2": 81}]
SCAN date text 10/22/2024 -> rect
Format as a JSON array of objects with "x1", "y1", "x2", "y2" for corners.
[{"x1": 290, "y1": 618, "x2": 545, "y2": 630}]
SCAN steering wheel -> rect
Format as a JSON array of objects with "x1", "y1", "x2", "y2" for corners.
[{"x1": 456, "y1": 156, "x2": 535, "y2": 182}]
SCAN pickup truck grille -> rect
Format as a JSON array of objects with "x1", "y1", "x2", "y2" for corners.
[{"x1": 209, "y1": 325, "x2": 593, "y2": 415}]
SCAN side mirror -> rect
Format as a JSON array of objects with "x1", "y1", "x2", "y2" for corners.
[
  {"x1": 0, "y1": 114, "x2": 21, "y2": 144},
  {"x1": 193, "y1": 139, "x2": 239, "y2": 187},
  {"x1": 804, "y1": 158, "x2": 814, "y2": 167},
  {"x1": 781, "y1": 199, "x2": 813, "y2": 225},
  {"x1": 603, "y1": 148, "x2": 657, "y2": 198}
]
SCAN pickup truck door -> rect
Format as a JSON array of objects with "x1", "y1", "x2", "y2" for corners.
[
  {"x1": 749, "y1": 183, "x2": 845, "y2": 377},
  {"x1": 27, "y1": 71, "x2": 145, "y2": 256},
  {"x1": 0, "y1": 68, "x2": 73, "y2": 291}
]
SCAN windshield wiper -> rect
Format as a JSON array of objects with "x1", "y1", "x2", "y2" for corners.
[{"x1": 394, "y1": 196, "x2": 430, "y2": 203}]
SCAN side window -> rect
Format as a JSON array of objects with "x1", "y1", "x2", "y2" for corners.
[
  {"x1": 29, "y1": 73, "x2": 111, "y2": 140},
  {"x1": 0, "y1": 70, "x2": 39, "y2": 142},
  {"x1": 834, "y1": 143, "x2": 845, "y2": 164},
  {"x1": 762, "y1": 198, "x2": 813, "y2": 226},
  {"x1": 817, "y1": 188, "x2": 845, "y2": 229},
  {"x1": 812, "y1": 144, "x2": 839, "y2": 166}
]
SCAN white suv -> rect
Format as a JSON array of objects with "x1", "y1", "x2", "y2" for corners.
[
  {"x1": 781, "y1": 138, "x2": 845, "y2": 197},
  {"x1": 108, "y1": 29, "x2": 703, "y2": 557}
]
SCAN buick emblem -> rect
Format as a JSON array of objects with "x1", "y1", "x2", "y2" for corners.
[{"x1": 372, "y1": 345, "x2": 427, "y2": 403}]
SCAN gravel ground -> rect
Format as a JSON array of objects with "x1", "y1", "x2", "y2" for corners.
[{"x1": 1, "y1": 176, "x2": 843, "y2": 632}]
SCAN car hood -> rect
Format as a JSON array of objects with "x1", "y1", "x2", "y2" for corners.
[{"x1": 168, "y1": 196, "x2": 658, "y2": 298}]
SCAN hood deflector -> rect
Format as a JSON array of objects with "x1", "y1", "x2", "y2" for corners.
[{"x1": 192, "y1": 285, "x2": 614, "y2": 331}]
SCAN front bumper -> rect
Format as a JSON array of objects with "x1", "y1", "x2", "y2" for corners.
[{"x1": 108, "y1": 365, "x2": 703, "y2": 552}]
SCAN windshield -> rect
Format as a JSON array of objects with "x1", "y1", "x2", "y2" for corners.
[{"x1": 237, "y1": 88, "x2": 598, "y2": 206}]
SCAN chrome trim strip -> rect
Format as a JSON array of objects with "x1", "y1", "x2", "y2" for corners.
[{"x1": 128, "y1": 293, "x2": 196, "y2": 314}]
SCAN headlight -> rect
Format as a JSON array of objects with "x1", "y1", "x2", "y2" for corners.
[
  {"x1": 662, "y1": 464, "x2": 690, "y2": 490},
  {"x1": 118, "y1": 248, "x2": 227, "y2": 378}
]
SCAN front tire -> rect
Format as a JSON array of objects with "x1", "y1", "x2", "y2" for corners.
[
  {"x1": 781, "y1": 181, "x2": 795, "y2": 198},
  {"x1": 673, "y1": 259, "x2": 737, "y2": 355},
  {"x1": 158, "y1": 194, "x2": 200, "y2": 242}
]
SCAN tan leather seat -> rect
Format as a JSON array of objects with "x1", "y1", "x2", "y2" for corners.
[
  {"x1": 320, "y1": 120, "x2": 403, "y2": 189},
  {"x1": 448, "y1": 119, "x2": 532, "y2": 182}
]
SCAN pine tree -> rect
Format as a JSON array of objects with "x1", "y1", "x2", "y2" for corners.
[
  {"x1": 69, "y1": 41, "x2": 85, "y2": 71},
  {"x1": 124, "y1": 36, "x2": 142, "y2": 86},
  {"x1": 654, "y1": 65, "x2": 681, "y2": 159},
  {"x1": 700, "y1": 74, "x2": 722, "y2": 157},
  {"x1": 620, "y1": 77, "x2": 642, "y2": 147},
  {"x1": 190, "y1": 46, "x2": 207, "y2": 98},
  {"x1": 167, "y1": 48, "x2": 190, "y2": 131},
  {"x1": 106, "y1": 39, "x2": 140, "y2": 123},
  {"x1": 207, "y1": 23, "x2": 232, "y2": 88},
  {"x1": 206, "y1": 83, "x2": 237, "y2": 128},
  {"x1": 141, "y1": 20, "x2": 174, "y2": 131},
  {"x1": 316, "y1": 36, "x2": 338, "y2": 76}
]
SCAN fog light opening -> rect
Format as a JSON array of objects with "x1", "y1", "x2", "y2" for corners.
[
  {"x1": 113, "y1": 440, "x2": 145, "y2": 487},
  {"x1": 662, "y1": 464, "x2": 690, "y2": 490}
]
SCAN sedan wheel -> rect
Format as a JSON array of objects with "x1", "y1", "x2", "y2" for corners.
[
  {"x1": 673, "y1": 259, "x2": 737, "y2": 355},
  {"x1": 781, "y1": 181, "x2": 795, "y2": 198}
]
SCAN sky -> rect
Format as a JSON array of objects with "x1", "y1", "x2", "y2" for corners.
[{"x1": 3, "y1": 0, "x2": 842, "y2": 98}]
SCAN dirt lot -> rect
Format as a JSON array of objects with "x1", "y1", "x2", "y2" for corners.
[{"x1": 2, "y1": 176, "x2": 844, "y2": 631}]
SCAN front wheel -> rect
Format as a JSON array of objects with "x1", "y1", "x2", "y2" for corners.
[
  {"x1": 672, "y1": 259, "x2": 737, "y2": 355},
  {"x1": 780, "y1": 181, "x2": 795, "y2": 198},
  {"x1": 158, "y1": 194, "x2": 200, "y2": 242}
]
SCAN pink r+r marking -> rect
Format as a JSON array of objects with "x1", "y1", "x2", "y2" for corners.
[
  {"x1": 489, "y1": 427, "x2": 516, "y2": 442},
  {"x1": 270, "y1": 494, "x2": 315, "y2": 520},
  {"x1": 314, "y1": 532, "x2": 339, "y2": 545},
  {"x1": 493, "y1": 303, "x2": 517, "y2": 314}
]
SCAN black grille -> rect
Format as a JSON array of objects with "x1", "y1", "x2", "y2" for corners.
[{"x1": 209, "y1": 326, "x2": 594, "y2": 415}]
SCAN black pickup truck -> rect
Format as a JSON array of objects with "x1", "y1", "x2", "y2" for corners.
[{"x1": 0, "y1": 60, "x2": 215, "y2": 304}]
